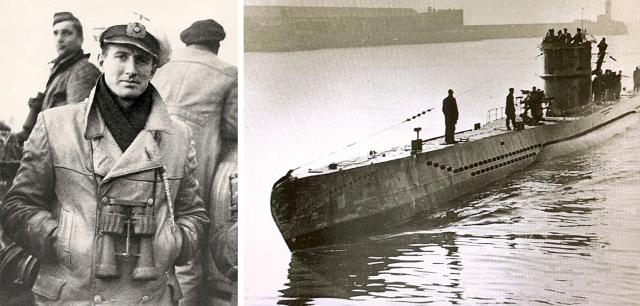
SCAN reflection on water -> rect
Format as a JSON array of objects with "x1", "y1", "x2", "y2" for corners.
[
  {"x1": 278, "y1": 128, "x2": 640, "y2": 305},
  {"x1": 245, "y1": 32, "x2": 640, "y2": 305}
]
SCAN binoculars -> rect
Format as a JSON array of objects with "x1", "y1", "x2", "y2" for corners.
[{"x1": 96, "y1": 198, "x2": 159, "y2": 280}]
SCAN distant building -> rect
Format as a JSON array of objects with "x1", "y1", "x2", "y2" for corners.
[{"x1": 245, "y1": 1, "x2": 626, "y2": 52}]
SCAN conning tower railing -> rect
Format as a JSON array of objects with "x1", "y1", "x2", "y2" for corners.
[{"x1": 486, "y1": 107, "x2": 505, "y2": 123}]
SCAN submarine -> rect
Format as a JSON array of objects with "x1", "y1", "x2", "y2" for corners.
[{"x1": 270, "y1": 33, "x2": 640, "y2": 251}]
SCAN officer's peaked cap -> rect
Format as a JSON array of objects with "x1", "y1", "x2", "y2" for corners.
[{"x1": 99, "y1": 18, "x2": 171, "y2": 67}]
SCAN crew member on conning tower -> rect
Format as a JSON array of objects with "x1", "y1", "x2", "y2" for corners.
[{"x1": 571, "y1": 28, "x2": 584, "y2": 45}]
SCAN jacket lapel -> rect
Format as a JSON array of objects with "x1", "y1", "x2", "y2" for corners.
[
  {"x1": 102, "y1": 131, "x2": 162, "y2": 182},
  {"x1": 84, "y1": 84, "x2": 172, "y2": 183},
  {"x1": 91, "y1": 135, "x2": 118, "y2": 177}
]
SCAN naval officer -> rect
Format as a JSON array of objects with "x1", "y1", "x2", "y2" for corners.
[{"x1": 0, "y1": 17, "x2": 208, "y2": 305}]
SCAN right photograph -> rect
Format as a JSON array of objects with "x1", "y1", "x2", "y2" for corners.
[{"x1": 244, "y1": 1, "x2": 640, "y2": 305}]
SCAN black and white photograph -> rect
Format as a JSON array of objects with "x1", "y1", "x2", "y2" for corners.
[
  {"x1": 0, "y1": 1, "x2": 237, "y2": 305},
  {"x1": 245, "y1": 0, "x2": 640, "y2": 305},
  {"x1": 3, "y1": 0, "x2": 640, "y2": 305}
]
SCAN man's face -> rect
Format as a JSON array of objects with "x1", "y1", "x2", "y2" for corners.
[
  {"x1": 53, "y1": 21, "x2": 83, "y2": 58},
  {"x1": 99, "y1": 44, "x2": 156, "y2": 99}
]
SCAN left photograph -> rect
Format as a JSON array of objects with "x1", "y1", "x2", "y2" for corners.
[{"x1": 0, "y1": 1, "x2": 237, "y2": 305}]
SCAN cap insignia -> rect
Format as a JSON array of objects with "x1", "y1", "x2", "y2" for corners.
[{"x1": 126, "y1": 22, "x2": 146, "y2": 38}]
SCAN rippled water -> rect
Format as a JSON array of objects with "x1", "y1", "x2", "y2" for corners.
[
  {"x1": 245, "y1": 31, "x2": 640, "y2": 305},
  {"x1": 278, "y1": 127, "x2": 640, "y2": 305}
]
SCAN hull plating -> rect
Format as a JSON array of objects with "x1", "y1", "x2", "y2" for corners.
[{"x1": 272, "y1": 96, "x2": 640, "y2": 250}]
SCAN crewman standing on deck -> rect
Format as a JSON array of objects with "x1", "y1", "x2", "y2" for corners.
[
  {"x1": 442, "y1": 89, "x2": 459, "y2": 144},
  {"x1": 634, "y1": 67, "x2": 640, "y2": 92},
  {"x1": 593, "y1": 73, "x2": 603, "y2": 104},
  {"x1": 615, "y1": 70, "x2": 622, "y2": 100},
  {"x1": 505, "y1": 88, "x2": 516, "y2": 130}
]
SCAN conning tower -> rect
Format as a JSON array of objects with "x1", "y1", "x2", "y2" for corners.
[{"x1": 540, "y1": 42, "x2": 592, "y2": 116}]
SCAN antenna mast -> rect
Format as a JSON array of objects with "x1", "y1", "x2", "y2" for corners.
[{"x1": 581, "y1": 7, "x2": 584, "y2": 32}]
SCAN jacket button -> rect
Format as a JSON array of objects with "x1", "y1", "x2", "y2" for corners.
[
  {"x1": 147, "y1": 198, "x2": 154, "y2": 206},
  {"x1": 101, "y1": 197, "x2": 108, "y2": 204},
  {"x1": 93, "y1": 295, "x2": 103, "y2": 303},
  {"x1": 141, "y1": 295, "x2": 149, "y2": 302}
]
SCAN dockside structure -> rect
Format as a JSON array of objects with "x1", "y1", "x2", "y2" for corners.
[{"x1": 246, "y1": 1, "x2": 627, "y2": 52}]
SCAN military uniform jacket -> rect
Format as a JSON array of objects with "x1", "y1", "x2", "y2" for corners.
[
  {"x1": 0, "y1": 86, "x2": 209, "y2": 305},
  {"x1": 43, "y1": 50, "x2": 101, "y2": 110},
  {"x1": 442, "y1": 96, "x2": 459, "y2": 122},
  {"x1": 154, "y1": 44, "x2": 237, "y2": 211},
  {"x1": 153, "y1": 45, "x2": 237, "y2": 305},
  {"x1": 505, "y1": 93, "x2": 516, "y2": 115}
]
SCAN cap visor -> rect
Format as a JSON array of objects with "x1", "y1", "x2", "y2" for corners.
[{"x1": 102, "y1": 37, "x2": 158, "y2": 58}]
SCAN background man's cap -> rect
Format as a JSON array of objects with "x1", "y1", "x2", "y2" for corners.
[
  {"x1": 53, "y1": 11, "x2": 80, "y2": 26},
  {"x1": 180, "y1": 19, "x2": 226, "y2": 45},
  {"x1": 99, "y1": 21, "x2": 171, "y2": 67}
]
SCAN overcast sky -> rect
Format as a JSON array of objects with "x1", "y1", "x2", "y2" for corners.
[
  {"x1": 0, "y1": 0, "x2": 238, "y2": 128},
  {"x1": 245, "y1": 0, "x2": 639, "y2": 25}
]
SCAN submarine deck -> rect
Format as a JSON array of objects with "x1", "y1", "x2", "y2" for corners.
[{"x1": 298, "y1": 116, "x2": 580, "y2": 179}]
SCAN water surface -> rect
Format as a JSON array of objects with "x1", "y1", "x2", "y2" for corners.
[{"x1": 244, "y1": 33, "x2": 640, "y2": 305}]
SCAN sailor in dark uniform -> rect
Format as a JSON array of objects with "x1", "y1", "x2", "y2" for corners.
[
  {"x1": 597, "y1": 38, "x2": 608, "y2": 54},
  {"x1": 522, "y1": 86, "x2": 536, "y2": 119},
  {"x1": 593, "y1": 73, "x2": 603, "y2": 104},
  {"x1": 442, "y1": 89, "x2": 459, "y2": 144},
  {"x1": 505, "y1": 88, "x2": 516, "y2": 130},
  {"x1": 615, "y1": 70, "x2": 622, "y2": 100},
  {"x1": 634, "y1": 67, "x2": 640, "y2": 92},
  {"x1": 596, "y1": 38, "x2": 608, "y2": 70},
  {"x1": 572, "y1": 28, "x2": 584, "y2": 45},
  {"x1": 532, "y1": 89, "x2": 545, "y2": 123},
  {"x1": 604, "y1": 69, "x2": 614, "y2": 101},
  {"x1": 543, "y1": 29, "x2": 556, "y2": 44},
  {"x1": 562, "y1": 28, "x2": 572, "y2": 44},
  {"x1": 557, "y1": 30, "x2": 564, "y2": 43}
]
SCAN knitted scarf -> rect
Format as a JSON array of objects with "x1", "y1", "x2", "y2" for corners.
[{"x1": 94, "y1": 76, "x2": 153, "y2": 152}]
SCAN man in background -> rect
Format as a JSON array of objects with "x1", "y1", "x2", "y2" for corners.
[
  {"x1": 633, "y1": 67, "x2": 640, "y2": 92},
  {"x1": 0, "y1": 12, "x2": 101, "y2": 300},
  {"x1": 505, "y1": 88, "x2": 516, "y2": 130},
  {"x1": 17, "y1": 12, "x2": 100, "y2": 141},
  {"x1": 154, "y1": 19, "x2": 238, "y2": 306},
  {"x1": 442, "y1": 89, "x2": 459, "y2": 144}
]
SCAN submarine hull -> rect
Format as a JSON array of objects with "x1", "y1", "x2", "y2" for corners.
[{"x1": 271, "y1": 96, "x2": 640, "y2": 251}]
